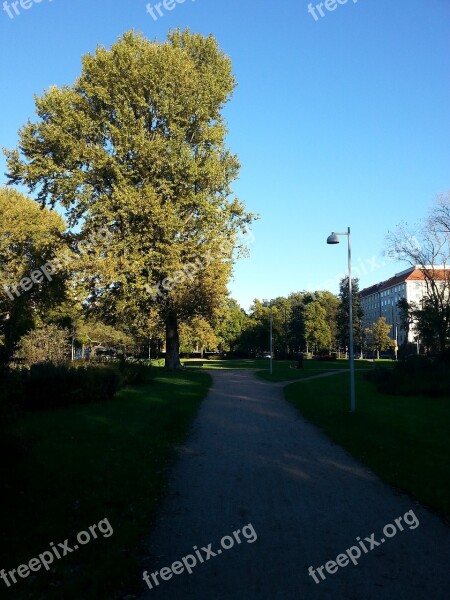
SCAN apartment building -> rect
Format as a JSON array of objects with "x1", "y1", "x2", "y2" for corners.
[{"x1": 360, "y1": 267, "x2": 448, "y2": 346}]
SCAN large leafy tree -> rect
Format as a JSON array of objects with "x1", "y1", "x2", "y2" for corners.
[
  {"x1": 303, "y1": 300, "x2": 331, "y2": 352},
  {"x1": 180, "y1": 316, "x2": 218, "y2": 358},
  {"x1": 315, "y1": 291, "x2": 340, "y2": 349},
  {"x1": 337, "y1": 277, "x2": 364, "y2": 354},
  {"x1": 4, "y1": 30, "x2": 253, "y2": 369},
  {"x1": 215, "y1": 297, "x2": 248, "y2": 353},
  {"x1": 0, "y1": 188, "x2": 67, "y2": 363}
]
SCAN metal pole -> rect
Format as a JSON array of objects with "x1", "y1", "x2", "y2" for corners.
[
  {"x1": 347, "y1": 227, "x2": 356, "y2": 412},
  {"x1": 395, "y1": 324, "x2": 398, "y2": 361},
  {"x1": 270, "y1": 304, "x2": 273, "y2": 375}
]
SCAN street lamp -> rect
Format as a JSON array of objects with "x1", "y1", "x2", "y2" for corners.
[
  {"x1": 270, "y1": 303, "x2": 273, "y2": 375},
  {"x1": 327, "y1": 227, "x2": 356, "y2": 412},
  {"x1": 263, "y1": 301, "x2": 273, "y2": 375}
]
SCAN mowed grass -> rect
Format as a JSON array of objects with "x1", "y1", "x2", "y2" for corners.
[
  {"x1": 184, "y1": 357, "x2": 380, "y2": 380},
  {"x1": 257, "y1": 358, "x2": 375, "y2": 382},
  {"x1": 285, "y1": 372, "x2": 450, "y2": 519},
  {"x1": 182, "y1": 358, "x2": 264, "y2": 370},
  {"x1": 1, "y1": 369, "x2": 211, "y2": 600}
]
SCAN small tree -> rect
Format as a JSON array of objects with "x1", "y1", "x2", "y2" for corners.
[
  {"x1": 14, "y1": 324, "x2": 71, "y2": 366},
  {"x1": 303, "y1": 300, "x2": 331, "y2": 353},
  {"x1": 367, "y1": 317, "x2": 394, "y2": 359}
]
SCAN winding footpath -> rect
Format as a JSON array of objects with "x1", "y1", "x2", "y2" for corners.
[{"x1": 140, "y1": 369, "x2": 450, "y2": 600}]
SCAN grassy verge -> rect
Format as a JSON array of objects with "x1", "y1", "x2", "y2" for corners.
[
  {"x1": 183, "y1": 358, "x2": 378, "y2": 379},
  {"x1": 182, "y1": 358, "x2": 265, "y2": 370},
  {"x1": 256, "y1": 358, "x2": 375, "y2": 382},
  {"x1": 1, "y1": 368, "x2": 211, "y2": 600},
  {"x1": 284, "y1": 372, "x2": 450, "y2": 519}
]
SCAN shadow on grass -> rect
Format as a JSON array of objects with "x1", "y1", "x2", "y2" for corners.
[
  {"x1": 285, "y1": 372, "x2": 450, "y2": 520},
  {"x1": 1, "y1": 369, "x2": 211, "y2": 600}
]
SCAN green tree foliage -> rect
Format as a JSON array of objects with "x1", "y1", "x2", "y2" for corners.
[
  {"x1": 180, "y1": 316, "x2": 218, "y2": 357},
  {"x1": 366, "y1": 317, "x2": 394, "y2": 359},
  {"x1": 215, "y1": 298, "x2": 248, "y2": 352},
  {"x1": 315, "y1": 291, "x2": 340, "y2": 349},
  {"x1": 4, "y1": 30, "x2": 253, "y2": 369},
  {"x1": 398, "y1": 298, "x2": 448, "y2": 354},
  {"x1": 303, "y1": 300, "x2": 332, "y2": 352},
  {"x1": 235, "y1": 300, "x2": 273, "y2": 357},
  {"x1": 0, "y1": 188, "x2": 67, "y2": 363},
  {"x1": 76, "y1": 321, "x2": 136, "y2": 359},
  {"x1": 337, "y1": 277, "x2": 364, "y2": 353},
  {"x1": 233, "y1": 291, "x2": 340, "y2": 357},
  {"x1": 14, "y1": 324, "x2": 71, "y2": 367},
  {"x1": 387, "y1": 193, "x2": 450, "y2": 352}
]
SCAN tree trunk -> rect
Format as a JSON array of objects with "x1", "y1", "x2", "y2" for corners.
[{"x1": 165, "y1": 311, "x2": 182, "y2": 369}]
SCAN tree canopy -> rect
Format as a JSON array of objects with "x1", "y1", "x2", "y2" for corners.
[
  {"x1": 0, "y1": 187, "x2": 67, "y2": 362},
  {"x1": 4, "y1": 29, "x2": 254, "y2": 368}
]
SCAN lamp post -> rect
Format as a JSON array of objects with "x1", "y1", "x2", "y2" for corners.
[
  {"x1": 327, "y1": 228, "x2": 355, "y2": 412},
  {"x1": 270, "y1": 303, "x2": 273, "y2": 375},
  {"x1": 263, "y1": 301, "x2": 273, "y2": 375}
]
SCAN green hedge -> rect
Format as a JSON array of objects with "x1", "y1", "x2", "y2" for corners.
[
  {"x1": 118, "y1": 362, "x2": 155, "y2": 385},
  {"x1": 4, "y1": 363, "x2": 124, "y2": 409},
  {"x1": 365, "y1": 355, "x2": 450, "y2": 398}
]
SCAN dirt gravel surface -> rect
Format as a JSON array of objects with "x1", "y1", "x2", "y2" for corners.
[{"x1": 139, "y1": 369, "x2": 450, "y2": 600}]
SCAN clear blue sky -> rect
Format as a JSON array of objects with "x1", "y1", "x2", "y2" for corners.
[{"x1": 1, "y1": 0, "x2": 449, "y2": 310}]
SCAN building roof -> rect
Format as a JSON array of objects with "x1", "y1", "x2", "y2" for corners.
[{"x1": 360, "y1": 267, "x2": 449, "y2": 298}]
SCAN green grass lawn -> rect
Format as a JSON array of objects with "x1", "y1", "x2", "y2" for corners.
[
  {"x1": 183, "y1": 357, "x2": 379, "y2": 380},
  {"x1": 182, "y1": 358, "x2": 264, "y2": 369},
  {"x1": 284, "y1": 372, "x2": 450, "y2": 519},
  {"x1": 1, "y1": 368, "x2": 211, "y2": 600},
  {"x1": 256, "y1": 358, "x2": 375, "y2": 382}
]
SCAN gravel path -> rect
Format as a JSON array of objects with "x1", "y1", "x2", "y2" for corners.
[{"x1": 139, "y1": 369, "x2": 450, "y2": 600}]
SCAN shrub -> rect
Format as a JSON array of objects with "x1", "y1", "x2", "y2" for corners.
[
  {"x1": 365, "y1": 358, "x2": 450, "y2": 398},
  {"x1": 119, "y1": 362, "x2": 155, "y2": 385},
  {"x1": 13, "y1": 325, "x2": 71, "y2": 367},
  {"x1": 4, "y1": 363, "x2": 123, "y2": 409}
]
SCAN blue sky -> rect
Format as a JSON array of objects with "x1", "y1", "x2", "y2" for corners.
[{"x1": 1, "y1": 0, "x2": 449, "y2": 310}]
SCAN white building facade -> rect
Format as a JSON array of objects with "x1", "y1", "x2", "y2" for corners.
[{"x1": 360, "y1": 267, "x2": 448, "y2": 347}]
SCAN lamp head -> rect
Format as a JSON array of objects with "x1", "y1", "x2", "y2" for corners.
[{"x1": 327, "y1": 232, "x2": 340, "y2": 245}]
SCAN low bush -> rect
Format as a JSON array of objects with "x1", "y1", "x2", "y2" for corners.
[
  {"x1": 4, "y1": 363, "x2": 123, "y2": 409},
  {"x1": 314, "y1": 354, "x2": 337, "y2": 361},
  {"x1": 365, "y1": 355, "x2": 450, "y2": 398},
  {"x1": 119, "y1": 362, "x2": 155, "y2": 385}
]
